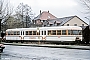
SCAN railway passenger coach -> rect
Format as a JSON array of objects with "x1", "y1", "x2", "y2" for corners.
[{"x1": 6, "y1": 26, "x2": 82, "y2": 44}]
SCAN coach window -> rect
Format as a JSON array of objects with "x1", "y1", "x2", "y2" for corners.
[
  {"x1": 26, "y1": 31, "x2": 28, "y2": 35},
  {"x1": 52, "y1": 30, "x2": 56, "y2": 35},
  {"x1": 33, "y1": 31, "x2": 36, "y2": 35},
  {"x1": 68, "y1": 30, "x2": 71, "y2": 35},
  {"x1": 17, "y1": 31, "x2": 20, "y2": 35},
  {"x1": 11, "y1": 31, "x2": 13, "y2": 35},
  {"x1": 62, "y1": 30, "x2": 66, "y2": 35},
  {"x1": 78, "y1": 30, "x2": 82, "y2": 35},
  {"x1": 48, "y1": 30, "x2": 51, "y2": 35},
  {"x1": 8, "y1": 31, "x2": 11, "y2": 35},
  {"x1": 29, "y1": 31, "x2": 32, "y2": 35},
  {"x1": 72, "y1": 30, "x2": 78, "y2": 35},
  {"x1": 57, "y1": 30, "x2": 61, "y2": 35},
  {"x1": 14, "y1": 31, "x2": 16, "y2": 35},
  {"x1": 37, "y1": 31, "x2": 40, "y2": 35}
]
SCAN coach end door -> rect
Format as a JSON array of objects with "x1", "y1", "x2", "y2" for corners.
[{"x1": 42, "y1": 30, "x2": 46, "y2": 40}]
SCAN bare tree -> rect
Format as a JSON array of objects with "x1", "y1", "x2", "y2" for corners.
[
  {"x1": 15, "y1": 3, "x2": 35, "y2": 28},
  {"x1": 0, "y1": 0, "x2": 13, "y2": 31},
  {"x1": 79, "y1": 0, "x2": 90, "y2": 24},
  {"x1": 79, "y1": 0, "x2": 90, "y2": 44}
]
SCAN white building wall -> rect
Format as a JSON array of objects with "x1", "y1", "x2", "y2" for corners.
[{"x1": 64, "y1": 17, "x2": 88, "y2": 26}]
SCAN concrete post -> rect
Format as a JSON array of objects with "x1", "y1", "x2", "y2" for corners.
[{"x1": 0, "y1": 13, "x2": 2, "y2": 43}]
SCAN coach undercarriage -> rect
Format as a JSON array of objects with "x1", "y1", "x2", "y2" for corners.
[{"x1": 4, "y1": 39, "x2": 81, "y2": 45}]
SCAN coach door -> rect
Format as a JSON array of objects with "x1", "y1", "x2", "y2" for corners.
[
  {"x1": 20, "y1": 31, "x2": 24, "y2": 40},
  {"x1": 42, "y1": 30, "x2": 46, "y2": 40}
]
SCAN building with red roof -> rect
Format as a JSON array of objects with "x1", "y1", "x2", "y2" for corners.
[{"x1": 31, "y1": 10, "x2": 88, "y2": 27}]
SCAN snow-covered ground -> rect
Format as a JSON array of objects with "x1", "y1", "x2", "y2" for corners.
[{"x1": 1, "y1": 45, "x2": 90, "y2": 60}]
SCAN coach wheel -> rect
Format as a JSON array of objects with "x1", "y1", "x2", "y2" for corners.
[
  {"x1": 16, "y1": 41, "x2": 18, "y2": 43},
  {"x1": 42, "y1": 36, "x2": 46, "y2": 40},
  {"x1": 21, "y1": 40, "x2": 24, "y2": 43},
  {"x1": 5, "y1": 41, "x2": 8, "y2": 43},
  {"x1": 75, "y1": 40, "x2": 81, "y2": 44},
  {"x1": 0, "y1": 49, "x2": 3, "y2": 52}
]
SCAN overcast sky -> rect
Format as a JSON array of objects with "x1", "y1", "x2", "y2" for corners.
[{"x1": 9, "y1": 0, "x2": 89, "y2": 24}]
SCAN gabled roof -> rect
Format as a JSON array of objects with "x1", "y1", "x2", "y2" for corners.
[
  {"x1": 48, "y1": 16, "x2": 88, "y2": 25},
  {"x1": 34, "y1": 11, "x2": 57, "y2": 20},
  {"x1": 58, "y1": 16, "x2": 75, "y2": 25},
  {"x1": 48, "y1": 16, "x2": 74, "y2": 25}
]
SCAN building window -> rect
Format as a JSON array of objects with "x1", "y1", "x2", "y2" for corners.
[
  {"x1": 82, "y1": 24, "x2": 84, "y2": 26},
  {"x1": 67, "y1": 24, "x2": 69, "y2": 26},
  {"x1": 50, "y1": 24, "x2": 53, "y2": 26},
  {"x1": 9, "y1": 21, "x2": 11, "y2": 22},
  {"x1": 41, "y1": 20, "x2": 43, "y2": 22},
  {"x1": 44, "y1": 25, "x2": 46, "y2": 27},
  {"x1": 48, "y1": 16, "x2": 50, "y2": 18},
  {"x1": 74, "y1": 24, "x2": 77, "y2": 26},
  {"x1": 48, "y1": 24, "x2": 50, "y2": 26},
  {"x1": 57, "y1": 23, "x2": 60, "y2": 26},
  {"x1": 43, "y1": 20, "x2": 45, "y2": 22},
  {"x1": 54, "y1": 23, "x2": 57, "y2": 26}
]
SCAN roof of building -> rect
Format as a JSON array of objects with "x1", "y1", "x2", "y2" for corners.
[
  {"x1": 33, "y1": 11, "x2": 88, "y2": 26},
  {"x1": 47, "y1": 16, "x2": 74, "y2": 25},
  {"x1": 34, "y1": 11, "x2": 57, "y2": 20},
  {"x1": 48, "y1": 16, "x2": 88, "y2": 25}
]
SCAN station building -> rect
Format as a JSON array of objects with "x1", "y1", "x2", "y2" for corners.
[{"x1": 32, "y1": 10, "x2": 88, "y2": 28}]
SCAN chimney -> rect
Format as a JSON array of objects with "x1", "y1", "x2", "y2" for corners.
[
  {"x1": 48, "y1": 10, "x2": 49, "y2": 13},
  {"x1": 40, "y1": 10, "x2": 41, "y2": 14}
]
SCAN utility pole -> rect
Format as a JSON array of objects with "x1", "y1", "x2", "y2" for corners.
[
  {"x1": 85, "y1": 17, "x2": 90, "y2": 29},
  {"x1": 26, "y1": 15, "x2": 28, "y2": 28},
  {"x1": 21, "y1": 3, "x2": 24, "y2": 28},
  {"x1": 85, "y1": 17, "x2": 90, "y2": 44},
  {"x1": 26, "y1": 8, "x2": 28, "y2": 28},
  {"x1": 0, "y1": 13, "x2": 1, "y2": 30},
  {"x1": 0, "y1": 12, "x2": 2, "y2": 43}
]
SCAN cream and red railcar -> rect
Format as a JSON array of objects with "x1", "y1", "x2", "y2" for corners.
[{"x1": 6, "y1": 26, "x2": 82, "y2": 43}]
